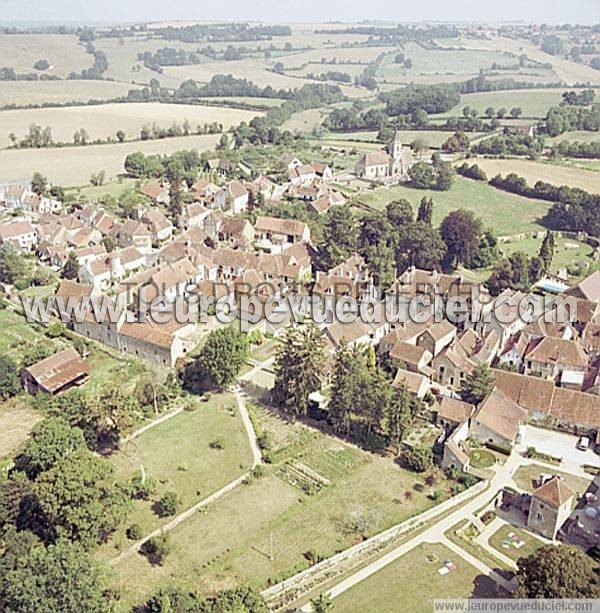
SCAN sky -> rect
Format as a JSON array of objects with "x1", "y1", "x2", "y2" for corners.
[{"x1": 0, "y1": 0, "x2": 598, "y2": 25}]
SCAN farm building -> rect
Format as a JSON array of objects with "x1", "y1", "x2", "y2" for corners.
[{"x1": 21, "y1": 347, "x2": 90, "y2": 395}]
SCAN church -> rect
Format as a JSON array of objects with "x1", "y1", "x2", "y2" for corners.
[{"x1": 354, "y1": 131, "x2": 415, "y2": 183}]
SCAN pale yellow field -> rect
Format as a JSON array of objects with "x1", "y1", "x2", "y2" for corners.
[
  {"x1": 0, "y1": 133, "x2": 220, "y2": 186},
  {"x1": 474, "y1": 158, "x2": 600, "y2": 194},
  {"x1": 278, "y1": 46, "x2": 397, "y2": 69},
  {"x1": 282, "y1": 108, "x2": 327, "y2": 133},
  {"x1": 162, "y1": 58, "x2": 366, "y2": 97},
  {"x1": 0, "y1": 80, "x2": 140, "y2": 108},
  {"x1": 0, "y1": 102, "x2": 260, "y2": 147},
  {"x1": 0, "y1": 33, "x2": 91, "y2": 78}
]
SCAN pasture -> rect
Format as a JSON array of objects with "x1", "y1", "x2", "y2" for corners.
[
  {"x1": 112, "y1": 402, "x2": 454, "y2": 605},
  {"x1": 332, "y1": 542, "x2": 499, "y2": 612},
  {"x1": 450, "y1": 36, "x2": 600, "y2": 86},
  {"x1": 376, "y1": 42, "x2": 510, "y2": 84},
  {"x1": 0, "y1": 33, "x2": 91, "y2": 78},
  {"x1": 358, "y1": 176, "x2": 552, "y2": 235},
  {"x1": 472, "y1": 158, "x2": 600, "y2": 194},
  {"x1": 439, "y1": 89, "x2": 569, "y2": 119},
  {"x1": 0, "y1": 102, "x2": 260, "y2": 147},
  {"x1": 0, "y1": 80, "x2": 139, "y2": 108},
  {"x1": 0, "y1": 133, "x2": 221, "y2": 186},
  {"x1": 547, "y1": 131, "x2": 600, "y2": 145}
]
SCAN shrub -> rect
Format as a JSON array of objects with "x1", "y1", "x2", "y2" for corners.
[
  {"x1": 141, "y1": 533, "x2": 170, "y2": 565},
  {"x1": 156, "y1": 491, "x2": 181, "y2": 517},
  {"x1": 403, "y1": 446, "x2": 434, "y2": 472},
  {"x1": 127, "y1": 523, "x2": 142, "y2": 539}
]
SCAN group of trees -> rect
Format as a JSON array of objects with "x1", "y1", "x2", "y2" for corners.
[
  {"x1": 329, "y1": 343, "x2": 420, "y2": 447},
  {"x1": 487, "y1": 231, "x2": 555, "y2": 296},
  {"x1": 0, "y1": 417, "x2": 128, "y2": 609},
  {"x1": 408, "y1": 153, "x2": 455, "y2": 191},
  {"x1": 456, "y1": 162, "x2": 487, "y2": 181},
  {"x1": 384, "y1": 83, "x2": 461, "y2": 116},
  {"x1": 472, "y1": 133, "x2": 545, "y2": 158},
  {"x1": 551, "y1": 139, "x2": 600, "y2": 160},
  {"x1": 318, "y1": 199, "x2": 495, "y2": 288},
  {"x1": 544, "y1": 103, "x2": 600, "y2": 136}
]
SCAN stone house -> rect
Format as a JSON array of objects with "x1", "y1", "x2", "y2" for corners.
[{"x1": 527, "y1": 476, "x2": 575, "y2": 539}]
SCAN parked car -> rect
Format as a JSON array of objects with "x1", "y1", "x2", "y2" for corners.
[{"x1": 577, "y1": 436, "x2": 590, "y2": 451}]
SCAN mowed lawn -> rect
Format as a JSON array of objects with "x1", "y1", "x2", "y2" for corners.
[
  {"x1": 358, "y1": 176, "x2": 551, "y2": 235},
  {"x1": 112, "y1": 405, "x2": 456, "y2": 606},
  {"x1": 488, "y1": 525, "x2": 544, "y2": 563},
  {"x1": 500, "y1": 236, "x2": 595, "y2": 275},
  {"x1": 0, "y1": 103, "x2": 261, "y2": 147},
  {"x1": 473, "y1": 158, "x2": 600, "y2": 194},
  {"x1": 102, "y1": 394, "x2": 253, "y2": 556},
  {"x1": 513, "y1": 464, "x2": 593, "y2": 497},
  {"x1": 332, "y1": 543, "x2": 500, "y2": 612},
  {"x1": 0, "y1": 133, "x2": 221, "y2": 186}
]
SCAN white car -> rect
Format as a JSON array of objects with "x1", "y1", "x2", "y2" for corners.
[{"x1": 577, "y1": 436, "x2": 590, "y2": 451}]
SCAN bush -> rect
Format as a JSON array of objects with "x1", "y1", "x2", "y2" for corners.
[
  {"x1": 141, "y1": 533, "x2": 170, "y2": 565},
  {"x1": 127, "y1": 523, "x2": 142, "y2": 539},
  {"x1": 156, "y1": 491, "x2": 181, "y2": 517},
  {"x1": 403, "y1": 446, "x2": 434, "y2": 472}
]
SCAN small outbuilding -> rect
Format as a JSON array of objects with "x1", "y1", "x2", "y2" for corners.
[{"x1": 21, "y1": 347, "x2": 90, "y2": 395}]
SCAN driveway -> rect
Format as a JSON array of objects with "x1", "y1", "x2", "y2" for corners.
[{"x1": 522, "y1": 426, "x2": 600, "y2": 470}]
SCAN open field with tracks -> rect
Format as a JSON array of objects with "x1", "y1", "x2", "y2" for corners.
[
  {"x1": 472, "y1": 158, "x2": 600, "y2": 194},
  {"x1": 0, "y1": 133, "x2": 220, "y2": 185},
  {"x1": 358, "y1": 176, "x2": 552, "y2": 235},
  {"x1": 0, "y1": 102, "x2": 260, "y2": 147},
  {"x1": 111, "y1": 402, "x2": 455, "y2": 606}
]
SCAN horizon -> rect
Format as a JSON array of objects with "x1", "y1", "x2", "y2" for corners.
[{"x1": 0, "y1": 0, "x2": 597, "y2": 27}]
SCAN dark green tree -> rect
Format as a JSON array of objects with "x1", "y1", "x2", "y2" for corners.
[
  {"x1": 272, "y1": 324, "x2": 324, "y2": 418},
  {"x1": 0, "y1": 539, "x2": 114, "y2": 613},
  {"x1": 439, "y1": 209, "x2": 483, "y2": 269},
  {"x1": 0, "y1": 355, "x2": 21, "y2": 400},
  {"x1": 516, "y1": 545, "x2": 600, "y2": 598},
  {"x1": 318, "y1": 207, "x2": 357, "y2": 270},
  {"x1": 538, "y1": 230, "x2": 555, "y2": 273},
  {"x1": 461, "y1": 363, "x2": 493, "y2": 405},
  {"x1": 417, "y1": 197, "x2": 433, "y2": 225},
  {"x1": 61, "y1": 252, "x2": 79, "y2": 280},
  {"x1": 197, "y1": 326, "x2": 249, "y2": 389},
  {"x1": 13, "y1": 418, "x2": 86, "y2": 480},
  {"x1": 34, "y1": 447, "x2": 128, "y2": 547}
]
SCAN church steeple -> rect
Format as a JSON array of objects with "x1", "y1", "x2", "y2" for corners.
[{"x1": 391, "y1": 129, "x2": 402, "y2": 160}]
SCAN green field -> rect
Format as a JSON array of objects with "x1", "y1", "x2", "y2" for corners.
[
  {"x1": 439, "y1": 89, "x2": 569, "y2": 119},
  {"x1": 488, "y1": 525, "x2": 544, "y2": 562},
  {"x1": 111, "y1": 403, "x2": 455, "y2": 606},
  {"x1": 377, "y1": 42, "x2": 510, "y2": 82},
  {"x1": 547, "y1": 131, "x2": 600, "y2": 145},
  {"x1": 358, "y1": 176, "x2": 552, "y2": 235},
  {"x1": 101, "y1": 394, "x2": 253, "y2": 554},
  {"x1": 333, "y1": 542, "x2": 501, "y2": 612}
]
